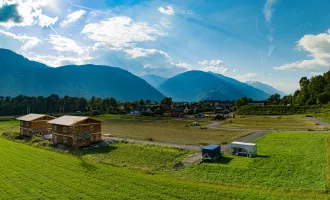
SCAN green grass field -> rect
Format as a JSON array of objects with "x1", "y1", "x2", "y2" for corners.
[
  {"x1": 173, "y1": 131, "x2": 330, "y2": 191},
  {"x1": 220, "y1": 115, "x2": 326, "y2": 130},
  {"x1": 83, "y1": 143, "x2": 190, "y2": 172},
  {"x1": 0, "y1": 137, "x2": 329, "y2": 200},
  {"x1": 102, "y1": 119, "x2": 251, "y2": 145}
]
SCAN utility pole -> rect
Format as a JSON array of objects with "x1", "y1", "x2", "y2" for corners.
[
  {"x1": 27, "y1": 105, "x2": 31, "y2": 114},
  {"x1": 60, "y1": 105, "x2": 65, "y2": 114}
]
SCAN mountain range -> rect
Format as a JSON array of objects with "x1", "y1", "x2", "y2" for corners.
[
  {"x1": 246, "y1": 81, "x2": 286, "y2": 97},
  {"x1": 0, "y1": 48, "x2": 285, "y2": 102},
  {"x1": 0, "y1": 49, "x2": 164, "y2": 101}
]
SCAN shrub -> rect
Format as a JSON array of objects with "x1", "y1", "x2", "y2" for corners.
[
  {"x1": 200, "y1": 126, "x2": 208, "y2": 129},
  {"x1": 213, "y1": 115, "x2": 226, "y2": 120},
  {"x1": 2, "y1": 131, "x2": 22, "y2": 140}
]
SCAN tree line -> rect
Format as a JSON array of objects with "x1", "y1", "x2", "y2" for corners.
[
  {"x1": 0, "y1": 94, "x2": 148, "y2": 116},
  {"x1": 236, "y1": 70, "x2": 330, "y2": 107}
]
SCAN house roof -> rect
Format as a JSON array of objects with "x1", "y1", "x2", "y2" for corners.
[
  {"x1": 16, "y1": 114, "x2": 48, "y2": 122},
  {"x1": 47, "y1": 115, "x2": 101, "y2": 126},
  {"x1": 203, "y1": 144, "x2": 221, "y2": 150}
]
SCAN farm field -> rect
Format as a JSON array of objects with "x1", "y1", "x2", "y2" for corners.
[
  {"x1": 173, "y1": 131, "x2": 330, "y2": 190},
  {"x1": 83, "y1": 143, "x2": 190, "y2": 172},
  {"x1": 0, "y1": 137, "x2": 328, "y2": 200},
  {"x1": 220, "y1": 115, "x2": 326, "y2": 130},
  {"x1": 102, "y1": 119, "x2": 251, "y2": 145}
]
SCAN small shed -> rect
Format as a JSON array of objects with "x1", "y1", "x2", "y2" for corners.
[
  {"x1": 230, "y1": 142, "x2": 257, "y2": 157},
  {"x1": 202, "y1": 144, "x2": 221, "y2": 161}
]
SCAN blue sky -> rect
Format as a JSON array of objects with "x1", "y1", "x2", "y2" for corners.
[{"x1": 1, "y1": 0, "x2": 330, "y2": 94}]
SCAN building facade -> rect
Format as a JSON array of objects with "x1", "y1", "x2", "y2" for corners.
[
  {"x1": 48, "y1": 116, "x2": 102, "y2": 147},
  {"x1": 17, "y1": 114, "x2": 56, "y2": 137}
]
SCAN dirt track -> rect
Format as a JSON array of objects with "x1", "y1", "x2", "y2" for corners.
[{"x1": 307, "y1": 117, "x2": 330, "y2": 128}]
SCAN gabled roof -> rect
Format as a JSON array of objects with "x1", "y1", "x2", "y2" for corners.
[
  {"x1": 47, "y1": 115, "x2": 101, "y2": 126},
  {"x1": 16, "y1": 114, "x2": 48, "y2": 122}
]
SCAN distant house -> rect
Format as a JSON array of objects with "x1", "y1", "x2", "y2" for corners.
[
  {"x1": 171, "y1": 107, "x2": 185, "y2": 117},
  {"x1": 248, "y1": 101, "x2": 270, "y2": 106},
  {"x1": 129, "y1": 106, "x2": 153, "y2": 115},
  {"x1": 48, "y1": 115, "x2": 102, "y2": 147},
  {"x1": 17, "y1": 114, "x2": 56, "y2": 137}
]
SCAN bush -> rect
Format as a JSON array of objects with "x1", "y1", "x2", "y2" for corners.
[
  {"x1": 200, "y1": 126, "x2": 208, "y2": 129},
  {"x1": 2, "y1": 131, "x2": 22, "y2": 140},
  {"x1": 213, "y1": 115, "x2": 226, "y2": 120},
  {"x1": 90, "y1": 110, "x2": 101, "y2": 116}
]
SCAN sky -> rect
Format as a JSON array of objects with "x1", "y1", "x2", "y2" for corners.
[{"x1": 1, "y1": 0, "x2": 330, "y2": 94}]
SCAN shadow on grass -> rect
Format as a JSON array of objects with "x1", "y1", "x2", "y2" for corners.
[
  {"x1": 83, "y1": 145, "x2": 118, "y2": 155},
  {"x1": 79, "y1": 157, "x2": 98, "y2": 171},
  {"x1": 202, "y1": 156, "x2": 233, "y2": 165},
  {"x1": 255, "y1": 155, "x2": 270, "y2": 158}
]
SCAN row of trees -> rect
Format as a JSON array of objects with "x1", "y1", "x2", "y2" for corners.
[{"x1": 0, "y1": 95, "x2": 149, "y2": 116}]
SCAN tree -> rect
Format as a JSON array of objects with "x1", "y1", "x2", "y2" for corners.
[
  {"x1": 268, "y1": 93, "x2": 281, "y2": 105},
  {"x1": 309, "y1": 75, "x2": 326, "y2": 104},
  {"x1": 317, "y1": 91, "x2": 330, "y2": 104},
  {"x1": 139, "y1": 99, "x2": 145, "y2": 106},
  {"x1": 235, "y1": 96, "x2": 251, "y2": 107}
]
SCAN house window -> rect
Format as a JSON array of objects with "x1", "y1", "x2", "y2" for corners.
[
  {"x1": 53, "y1": 125, "x2": 57, "y2": 131},
  {"x1": 90, "y1": 136, "x2": 93, "y2": 141},
  {"x1": 63, "y1": 137, "x2": 67, "y2": 143},
  {"x1": 82, "y1": 139, "x2": 86, "y2": 145},
  {"x1": 26, "y1": 122, "x2": 29, "y2": 127},
  {"x1": 90, "y1": 126, "x2": 94, "y2": 131},
  {"x1": 96, "y1": 135, "x2": 99, "y2": 141},
  {"x1": 20, "y1": 129, "x2": 23, "y2": 135},
  {"x1": 20, "y1": 121, "x2": 23, "y2": 126},
  {"x1": 63, "y1": 127, "x2": 67, "y2": 133}
]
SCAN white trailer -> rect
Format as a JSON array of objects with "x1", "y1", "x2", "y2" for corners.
[{"x1": 230, "y1": 142, "x2": 257, "y2": 158}]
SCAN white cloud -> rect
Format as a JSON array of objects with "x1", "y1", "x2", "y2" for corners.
[
  {"x1": 233, "y1": 69, "x2": 237, "y2": 73},
  {"x1": 0, "y1": 0, "x2": 58, "y2": 28},
  {"x1": 25, "y1": 53, "x2": 93, "y2": 67},
  {"x1": 235, "y1": 73, "x2": 259, "y2": 82},
  {"x1": 37, "y1": 14, "x2": 58, "y2": 28},
  {"x1": 82, "y1": 16, "x2": 166, "y2": 50},
  {"x1": 176, "y1": 63, "x2": 191, "y2": 69},
  {"x1": 160, "y1": 18, "x2": 171, "y2": 28},
  {"x1": 202, "y1": 66, "x2": 229, "y2": 74},
  {"x1": 158, "y1": 5, "x2": 175, "y2": 15},
  {"x1": 124, "y1": 48, "x2": 173, "y2": 62},
  {"x1": 199, "y1": 59, "x2": 223, "y2": 65},
  {"x1": 198, "y1": 60, "x2": 209, "y2": 65},
  {"x1": 48, "y1": 34, "x2": 85, "y2": 55},
  {"x1": 274, "y1": 29, "x2": 330, "y2": 72},
  {"x1": 263, "y1": 0, "x2": 276, "y2": 57},
  {"x1": 210, "y1": 60, "x2": 223, "y2": 65},
  {"x1": 0, "y1": 29, "x2": 41, "y2": 50},
  {"x1": 263, "y1": 0, "x2": 276, "y2": 23},
  {"x1": 60, "y1": 10, "x2": 86, "y2": 27}
]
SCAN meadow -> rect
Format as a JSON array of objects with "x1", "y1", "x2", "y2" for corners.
[
  {"x1": 220, "y1": 115, "x2": 326, "y2": 130},
  {"x1": 172, "y1": 131, "x2": 330, "y2": 191},
  {"x1": 102, "y1": 119, "x2": 251, "y2": 145},
  {"x1": 0, "y1": 137, "x2": 329, "y2": 200}
]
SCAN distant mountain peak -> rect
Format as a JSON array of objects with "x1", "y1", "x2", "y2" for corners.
[{"x1": 246, "y1": 81, "x2": 286, "y2": 97}]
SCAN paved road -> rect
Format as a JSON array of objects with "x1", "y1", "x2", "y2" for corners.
[{"x1": 307, "y1": 117, "x2": 330, "y2": 128}]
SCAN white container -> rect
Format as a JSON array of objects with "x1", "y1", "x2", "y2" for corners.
[{"x1": 230, "y1": 142, "x2": 257, "y2": 157}]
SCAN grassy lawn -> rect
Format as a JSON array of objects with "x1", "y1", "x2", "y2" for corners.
[
  {"x1": 102, "y1": 119, "x2": 251, "y2": 145},
  {"x1": 315, "y1": 112, "x2": 330, "y2": 124},
  {"x1": 0, "y1": 120, "x2": 19, "y2": 132},
  {"x1": 0, "y1": 137, "x2": 328, "y2": 200},
  {"x1": 173, "y1": 131, "x2": 330, "y2": 191},
  {"x1": 220, "y1": 115, "x2": 326, "y2": 130},
  {"x1": 83, "y1": 143, "x2": 190, "y2": 172}
]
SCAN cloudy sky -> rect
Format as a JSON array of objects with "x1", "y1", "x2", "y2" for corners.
[{"x1": 1, "y1": 0, "x2": 330, "y2": 94}]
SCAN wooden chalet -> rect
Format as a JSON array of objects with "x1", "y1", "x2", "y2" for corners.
[
  {"x1": 17, "y1": 114, "x2": 56, "y2": 137},
  {"x1": 48, "y1": 115, "x2": 102, "y2": 147}
]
